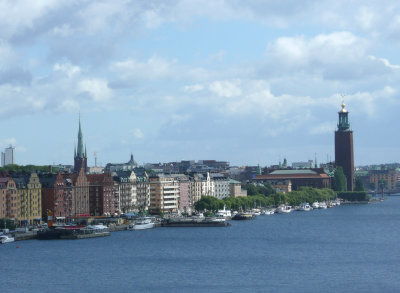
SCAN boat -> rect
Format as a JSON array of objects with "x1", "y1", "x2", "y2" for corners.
[
  {"x1": 298, "y1": 202, "x2": 312, "y2": 211},
  {"x1": 133, "y1": 217, "x2": 155, "y2": 230},
  {"x1": 251, "y1": 209, "x2": 261, "y2": 216},
  {"x1": 232, "y1": 213, "x2": 255, "y2": 220},
  {"x1": 318, "y1": 201, "x2": 328, "y2": 209},
  {"x1": 276, "y1": 205, "x2": 292, "y2": 214},
  {"x1": 216, "y1": 206, "x2": 232, "y2": 219},
  {"x1": 312, "y1": 201, "x2": 320, "y2": 209},
  {"x1": 262, "y1": 209, "x2": 275, "y2": 215},
  {"x1": 162, "y1": 217, "x2": 231, "y2": 227},
  {"x1": 60, "y1": 224, "x2": 111, "y2": 239},
  {"x1": 0, "y1": 235, "x2": 14, "y2": 244}
]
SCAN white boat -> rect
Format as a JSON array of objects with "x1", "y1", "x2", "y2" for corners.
[
  {"x1": 134, "y1": 217, "x2": 155, "y2": 230},
  {"x1": 318, "y1": 201, "x2": 328, "y2": 209},
  {"x1": 312, "y1": 201, "x2": 320, "y2": 209},
  {"x1": 298, "y1": 202, "x2": 312, "y2": 211},
  {"x1": 81, "y1": 224, "x2": 110, "y2": 234},
  {"x1": 251, "y1": 209, "x2": 261, "y2": 216},
  {"x1": 262, "y1": 209, "x2": 275, "y2": 215},
  {"x1": 216, "y1": 206, "x2": 232, "y2": 218},
  {"x1": 0, "y1": 235, "x2": 15, "y2": 244},
  {"x1": 276, "y1": 205, "x2": 292, "y2": 214}
]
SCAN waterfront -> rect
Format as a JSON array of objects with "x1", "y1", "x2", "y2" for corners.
[{"x1": 2, "y1": 196, "x2": 400, "y2": 293}]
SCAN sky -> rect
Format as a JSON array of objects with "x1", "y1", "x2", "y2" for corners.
[{"x1": 0, "y1": 0, "x2": 399, "y2": 167}]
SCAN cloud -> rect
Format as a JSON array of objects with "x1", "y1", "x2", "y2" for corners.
[
  {"x1": 0, "y1": 137, "x2": 17, "y2": 147},
  {"x1": 183, "y1": 84, "x2": 204, "y2": 92},
  {"x1": 309, "y1": 122, "x2": 335, "y2": 135},
  {"x1": 132, "y1": 128, "x2": 144, "y2": 139},
  {"x1": 78, "y1": 78, "x2": 112, "y2": 102},
  {"x1": 263, "y1": 31, "x2": 390, "y2": 80},
  {"x1": 209, "y1": 79, "x2": 242, "y2": 98}
]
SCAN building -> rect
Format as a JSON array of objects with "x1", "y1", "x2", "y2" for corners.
[
  {"x1": 211, "y1": 173, "x2": 230, "y2": 199},
  {"x1": 149, "y1": 174, "x2": 179, "y2": 214},
  {"x1": 0, "y1": 177, "x2": 17, "y2": 220},
  {"x1": 229, "y1": 179, "x2": 247, "y2": 197},
  {"x1": 67, "y1": 168, "x2": 90, "y2": 217},
  {"x1": 13, "y1": 173, "x2": 42, "y2": 225},
  {"x1": 201, "y1": 172, "x2": 214, "y2": 197},
  {"x1": 74, "y1": 117, "x2": 88, "y2": 173},
  {"x1": 87, "y1": 172, "x2": 115, "y2": 216},
  {"x1": 105, "y1": 154, "x2": 138, "y2": 172},
  {"x1": 267, "y1": 179, "x2": 292, "y2": 193},
  {"x1": 173, "y1": 174, "x2": 191, "y2": 213},
  {"x1": 190, "y1": 174, "x2": 203, "y2": 205},
  {"x1": 369, "y1": 169, "x2": 397, "y2": 191},
  {"x1": 40, "y1": 172, "x2": 73, "y2": 219},
  {"x1": 134, "y1": 167, "x2": 150, "y2": 212},
  {"x1": 335, "y1": 102, "x2": 354, "y2": 191},
  {"x1": 1, "y1": 145, "x2": 15, "y2": 166},
  {"x1": 254, "y1": 169, "x2": 330, "y2": 190},
  {"x1": 113, "y1": 170, "x2": 137, "y2": 213},
  {"x1": 292, "y1": 160, "x2": 315, "y2": 169}
]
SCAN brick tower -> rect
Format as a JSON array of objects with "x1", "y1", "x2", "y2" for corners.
[{"x1": 334, "y1": 102, "x2": 354, "y2": 191}]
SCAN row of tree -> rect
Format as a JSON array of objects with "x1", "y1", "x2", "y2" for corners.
[{"x1": 194, "y1": 187, "x2": 337, "y2": 212}]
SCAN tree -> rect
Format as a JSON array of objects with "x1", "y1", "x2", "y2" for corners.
[
  {"x1": 378, "y1": 180, "x2": 388, "y2": 197},
  {"x1": 354, "y1": 177, "x2": 364, "y2": 191},
  {"x1": 245, "y1": 184, "x2": 258, "y2": 196},
  {"x1": 369, "y1": 182, "x2": 376, "y2": 191},
  {"x1": 333, "y1": 167, "x2": 347, "y2": 191}
]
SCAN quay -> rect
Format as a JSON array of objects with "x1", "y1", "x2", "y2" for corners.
[
  {"x1": 60, "y1": 231, "x2": 110, "y2": 239},
  {"x1": 162, "y1": 219, "x2": 231, "y2": 227}
]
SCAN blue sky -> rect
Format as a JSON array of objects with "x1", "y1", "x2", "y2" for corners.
[{"x1": 0, "y1": 0, "x2": 399, "y2": 167}]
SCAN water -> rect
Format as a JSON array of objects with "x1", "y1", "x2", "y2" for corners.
[{"x1": 2, "y1": 196, "x2": 400, "y2": 293}]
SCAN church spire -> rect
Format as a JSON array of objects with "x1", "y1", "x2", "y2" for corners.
[{"x1": 77, "y1": 114, "x2": 84, "y2": 158}]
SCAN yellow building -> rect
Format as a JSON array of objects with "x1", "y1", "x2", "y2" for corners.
[
  {"x1": 149, "y1": 175, "x2": 179, "y2": 213},
  {"x1": 14, "y1": 173, "x2": 42, "y2": 226}
]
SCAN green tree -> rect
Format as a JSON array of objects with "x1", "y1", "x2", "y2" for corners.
[
  {"x1": 333, "y1": 167, "x2": 347, "y2": 191},
  {"x1": 354, "y1": 177, "x2": 364, "y2": 191},
  {"x1": 369, "y1": 182, "x2": 376, "y2": 191},
  {"x1": 245, "y1": 184, "x2": 258, "y2": 196},
  {"x1": 378, "y1": 180, "x2": 388, "y2": 197}
]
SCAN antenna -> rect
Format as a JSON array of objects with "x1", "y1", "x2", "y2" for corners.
[{"x1": 94, "y1": 152, "x2": 98, "y2": 167}]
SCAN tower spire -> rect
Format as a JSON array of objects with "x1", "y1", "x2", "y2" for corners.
[{"x1": 77, "y1": 113, "x2": 84, "y2": 158}]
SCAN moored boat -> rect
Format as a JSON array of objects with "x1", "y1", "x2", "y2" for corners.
[
  {"x1": 133, "y1": 217, "x2": 155, "y2": 230},
  {"x1": 0, "y1": 235, "x2": 14, "y2": 244},
  {"x1": 276, "y1": 205, "x2": 293, "y2": 214},
  {"x1": 232, "y1": 213, "x2": 255, "y2": 220},
  {"x1": 298, "y1": 202, "x2": 312, "y2": 211}
]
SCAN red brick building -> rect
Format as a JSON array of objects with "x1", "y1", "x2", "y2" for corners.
[
  {"x1": 66, "y1": 168, "x2": 90, "y2": 217},
  {"x1": 87, "y1": 172, "x2": 115, "y2": 216},
  {"x1": 254, "y1": 169, "x2": 330, "y2": 190},
  {"x1": 40, "y1": 172, "x2": 72, "y2": 219}
]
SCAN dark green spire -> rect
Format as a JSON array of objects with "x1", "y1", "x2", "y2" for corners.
[
  {"x1": 76, "y1": 114, "x2": 85, "y2": 158},
  {"x1": 337, "y1": 102, "x2": 350, "y2": 131}
]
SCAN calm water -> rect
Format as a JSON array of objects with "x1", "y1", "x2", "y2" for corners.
[{"x1": 2, "y1": 196, "x2": 400, "y2": 293}]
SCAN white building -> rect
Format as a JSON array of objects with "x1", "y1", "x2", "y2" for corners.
[
  {"x1": 211, "y1": 173, "x2": 230, "y2": 199},
  {"x1": 1, "y1": 145, "x2": 15, "y2": 166}
]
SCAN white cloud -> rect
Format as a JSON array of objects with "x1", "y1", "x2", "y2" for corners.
[
  {"x1": 78, "y1": 78, "x2": 112, "y2": 102},
  {"x1": 132, "y1": 128, "x2": 144, "y2": 139},
  {"x1": 209, "y1": 79, "x2": 242, "y2": 98},
  {"x1": 183, "y1": 84, "x2": 204, "y2": 93},
  {"x1": 53, "y1": 62, "x2": 81, "y2": 77},
  {"x1": 309, "y1": 122, "x2": 335, "y2": 135},
  {"x1": 0, "y1": 137, "x2": 17, "y2": 147}
]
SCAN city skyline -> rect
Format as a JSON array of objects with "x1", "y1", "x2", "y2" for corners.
[{"x1": 0, "y1": 1, "x2": 399, "y2": 166}]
